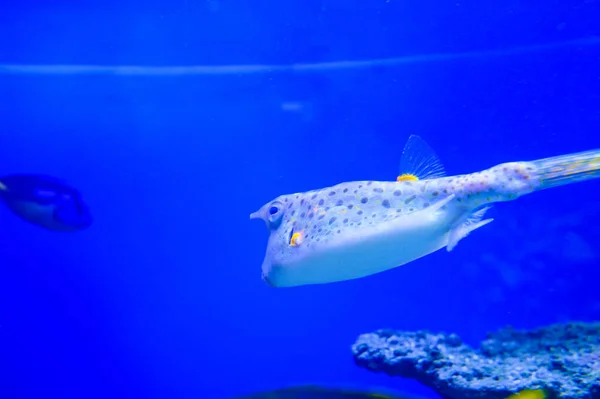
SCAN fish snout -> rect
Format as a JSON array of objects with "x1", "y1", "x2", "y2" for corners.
[{"x1": 250, "y1": 207, "x2": 271, "y2": 229}]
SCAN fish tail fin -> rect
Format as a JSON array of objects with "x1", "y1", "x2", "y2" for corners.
[{"x1": 531, "y1": 148, "x2": 600, "y2": 191}]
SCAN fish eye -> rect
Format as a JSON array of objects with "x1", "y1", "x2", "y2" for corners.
[
  {"x1": 34, "y1": 189, "x2": 57, "y2": 199},
  {"x1": 267, "y1": 201, "x2": 284, "y2": 228},
  {"x1": 269, "y1": 205, "x2": 279, "y2": 215}
]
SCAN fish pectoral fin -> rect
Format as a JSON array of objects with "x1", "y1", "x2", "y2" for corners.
[
  {"x1": 447, "y1": 207, "x2": 494, "y2": 251},
  {"x1": 397, "y1": 135, "x2": 447, "y2": 181}
]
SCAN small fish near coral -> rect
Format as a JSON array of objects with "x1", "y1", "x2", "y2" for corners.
[
  {"x1": 506, "y1": 391, "x2": 549, "y2": 399},
  {"x1": 251, "y1": 135, "x2": 600, "y2": 287},
  {"x1": 0, "y1": 173, "x2": 92, "y2": 232},
  {"x1": 225, "y1": 384, "x2": 548, "y2": 399}
]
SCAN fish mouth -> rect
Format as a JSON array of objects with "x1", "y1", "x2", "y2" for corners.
[
  {"x1": 262, "y1": 273, "x2": 276, "y2": 287},
  {"x1": 249, "y1": 210, "x2": 262, "y2": 220}
]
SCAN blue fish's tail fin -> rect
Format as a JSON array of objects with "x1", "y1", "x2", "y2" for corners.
[{"x1": 531, "y1": 148, "x2": 600, "y2": 190}]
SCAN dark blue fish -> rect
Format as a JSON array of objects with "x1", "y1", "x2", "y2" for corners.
[{"x1": 0, "y1": 174, "x2": 92, "y2": 232}]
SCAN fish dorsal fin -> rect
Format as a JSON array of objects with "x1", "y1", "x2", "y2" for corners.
[{"x1": 397, "y1": 135, "x2": 446, "y2": 182}]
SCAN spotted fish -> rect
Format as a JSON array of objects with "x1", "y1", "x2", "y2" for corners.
[{"x1": 250, "y1": 135, "x2": 600, "y2": 287}]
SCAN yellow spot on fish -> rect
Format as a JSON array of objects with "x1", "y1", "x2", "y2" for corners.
[
  {"x1": 506, "y1": 389, "x2": 547, "y2": 399},
  {"x1": 290, "y1": 231, "x2": 303, "y2": 247},
  {"x1": 397, "y1": 174, "x2": 419, "y2": 182},
  {"x1": 319, "y1": 210, "x2": 326, "y2": 216}
]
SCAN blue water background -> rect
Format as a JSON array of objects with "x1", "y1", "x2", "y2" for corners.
[{"x1": 1, "y1": 1, "x2": 599, "y2": 398}]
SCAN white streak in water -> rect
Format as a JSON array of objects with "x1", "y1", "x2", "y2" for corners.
[{"x1": 0, "y1": 36, "x2": 598, "y2": 76}]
